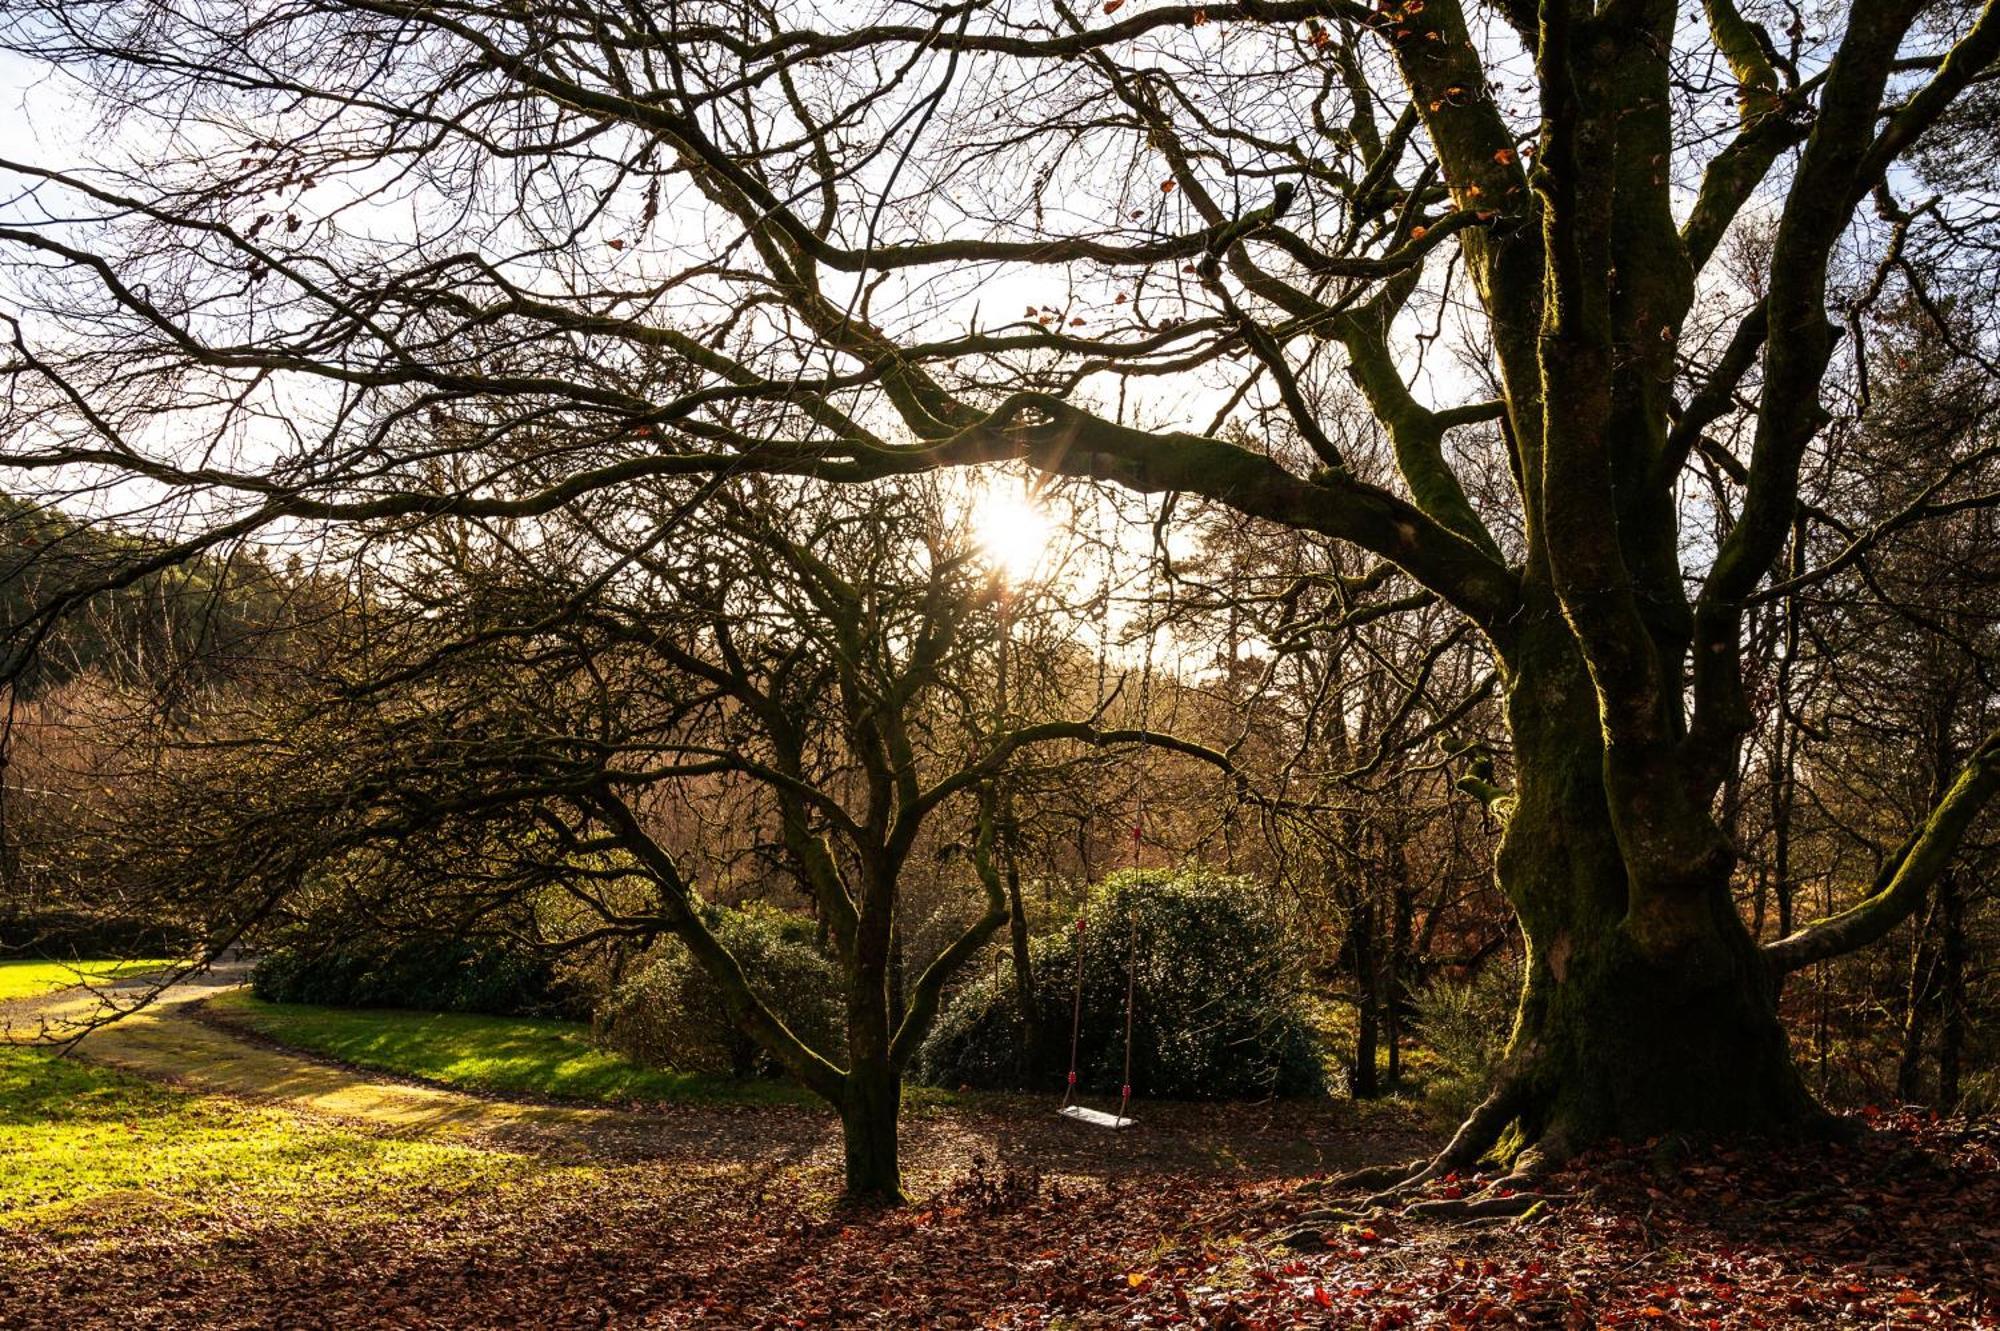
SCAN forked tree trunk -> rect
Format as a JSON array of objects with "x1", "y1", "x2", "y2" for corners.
[{"x1": 1459, "y1": 628, "x2": 1826, "y2": 1172}]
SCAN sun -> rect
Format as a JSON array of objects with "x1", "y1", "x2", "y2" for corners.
[{"x1": 974, "y1": 484, "x2": 1054, "y2": 583}]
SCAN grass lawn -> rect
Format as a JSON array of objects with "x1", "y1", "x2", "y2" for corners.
[
  {"x1": 205, "y1": 989, "x2": 813, "y2": 1108},
  {"x1": 0, "y1": 1046, "x2": 543, "y2": 1232},
  {"x1": 0, "y1": 958, "x2": 174, "y2": 1002},
  {"x1": 9, "y1": 1008, "x2": 1979, "y2": 1330}
]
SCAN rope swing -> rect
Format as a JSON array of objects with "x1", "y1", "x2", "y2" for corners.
[
  {"x1": 1057, "y1": 541, "x2": 1155, "y2": 1132},
  {"x1": 1057, "y1": 858, "x2": 1144, "y2": 1130}
]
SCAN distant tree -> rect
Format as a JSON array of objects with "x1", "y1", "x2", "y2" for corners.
[
  {"x1": 1154, "y1": 504, "x2": 1507, "y2": 1097},
  {"x1": 1737, "y1": 296, "x2": 2000, "y2": 1108},
  {"x1": 0, "y1": 498, "x2": 327, "y2": 931}
]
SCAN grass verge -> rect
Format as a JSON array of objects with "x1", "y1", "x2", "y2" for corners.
[
  {"x1": 204, "y1": 990, "x2": 813, "y2": 1109},
  {"x1": 0, "y1": 959, "x2": 173, "y2": 1002},
  {"x1": 0, "y1": 1046, "x2": 540, "y2": 1232}
]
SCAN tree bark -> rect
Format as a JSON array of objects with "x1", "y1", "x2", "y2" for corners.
[
  {"x1": 1349, "y1": 898, "x2": 1380, "y2": 1099},
  {"x1": 1898, "y1": 898, "x2": 1941, "y2": 1102},
  {"x1": 1387, "y1": 875, "x2": 1411, "y2": 1091},
  {"x1": 840, "y1": 1060, "x2": 905, "y2": 1205},
  {"x1": 888, "y1": 923, "x2": 907, "y2": 1031},
  {"x1": 1939, "y1": 871, "x2": 1966, "y2": 1112},
  {"x1": 1455, "y1": 624, "x2": 1826, "y2": 1171},
  {"x1": 1771, "y1": 516, "x2": 1805, "y2": 941}
]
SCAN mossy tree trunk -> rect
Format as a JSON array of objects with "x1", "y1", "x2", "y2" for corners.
[
  {"x1": 840, "y1": 1055, "x2": 906, "y2": 1205},
  {"x1": 1398, "y1": 2, "x2": 2000, "y2": 1173},
  {"x1": 1453, "y1": 616, "x2": 1823, "y2": 1171}
]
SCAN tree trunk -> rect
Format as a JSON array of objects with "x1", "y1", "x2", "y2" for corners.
[
  {"x1": 1453, "y1": 631, "x2": 1826, "y2": 1172},
  {"x1": 0, "y1": 742, "x2": 16, "y2": 898},
  {"x1": 1771, "y1": 523, "x2": 1803, "y2": 941},
  {"x1": 1938, "y1": 871, "x2": 1966, "y2": 1112},
  {"x1": 888, "y1": 922, "x2": 907, "y2": 1030},
  {"x1": 1349, "y1": 899, "x2": 1380, "y2": 1099},
  {"x1": 729, "y1": 1033, "x2": 758, "y2": 1082},
  {"x1": 1386, "y1": 876, "x2": 1411, "y2": 1091},
  {"x1": 840, "y1": 1060, "x2": 905, "y2": 1206},
  {"x1": 1897, "y1": 899, "x2": 1941, "y2": 1102},
  {"x1": 842, "y1": 893, "x2": 908, "y2": 1206}
]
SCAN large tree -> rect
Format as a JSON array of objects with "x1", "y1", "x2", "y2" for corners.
[{"x1": 5, "y1": 0, "x2": 2000, "y2": 1180}]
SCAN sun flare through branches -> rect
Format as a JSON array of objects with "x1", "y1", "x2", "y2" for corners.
[{"x1": 971, "y1": 482, "x2": 1054, "y2": 586}]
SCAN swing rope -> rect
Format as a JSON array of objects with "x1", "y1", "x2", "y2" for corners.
[
  {"x1": 1062, "y1": 917, "x2": 1086, "y2": 1109},
  {"x1": 1058, "y1": 535, "x2": 1151, "y2": 1126},
  {"x1": 1121, "y1": 590, "x2": 1155, "y2": 1119},
  {"x1": 1119, "y1": 848, "x2": 1138, "y2": 1122}
]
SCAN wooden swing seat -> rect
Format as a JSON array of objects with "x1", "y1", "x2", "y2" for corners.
[{"x1": 1059, "y1": 1104, "x2": 1135, "y2": 1130}]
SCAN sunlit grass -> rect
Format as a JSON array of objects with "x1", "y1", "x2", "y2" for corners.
[
  {"x1": 206, "y1": 990, "x2": 813, "y2": 1108},
  {"x1": 0, "y1": 1046, "x2": 538, "y2": 1231},
  {"x1": 0, "y1": 959, "x2": 173, "y2": 1002}
]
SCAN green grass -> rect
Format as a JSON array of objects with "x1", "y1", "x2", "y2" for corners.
[
  {"x1": 0, "y1": 959, "x2": 174, "y2": 1002},
  {"x1": 205, "y1": 990, "x2": 812, "y2": 1108},
  {"x1": 0, "y1": 1046, "x2": 540, "y2": 1230}
]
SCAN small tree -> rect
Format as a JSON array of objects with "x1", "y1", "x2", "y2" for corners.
[{"x1": 94, "y1": 477, "x2": 1183, "y2": 1203}]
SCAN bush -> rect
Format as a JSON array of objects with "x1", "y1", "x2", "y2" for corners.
[
  {"x1": 595, "y1": 906, "x2": 841, "y2": 1080},
  {"x1": 0, "y1": 910, "x2": 194, "y2": 960},
  {"x1": 1409, "y1": 956, "x2": 1521, "y2": 1119},
  {"x1": 250, "y1": 933, "x2": 572, "y2": 1017},
  {"x1": 915, "y1": 868, "x2": 1327, "y2": 1101}
]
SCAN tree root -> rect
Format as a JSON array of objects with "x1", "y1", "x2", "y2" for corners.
[
  {"x1": 1274, "y1": 1076, "x2": 1561, "y2": 1248},
  {"x1": 1273, "y1": 1219, "x2": 1350, "y2": 1250},
  {"x1": 1311, "y1": 1159, "x2": 1431, "y2": 1195},
  {"x1": 1354, "y1": 1075, "x2": 1531, "y2": 1208},
  {"x1": 1400, "y1": 1191, "x2": 1557, "y2": 1221},
  {"x1": 1275, "y1": 1182, "x2": 1561, "y2": 1248}
]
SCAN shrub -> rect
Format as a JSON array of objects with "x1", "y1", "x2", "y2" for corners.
[
  {"x1": 1409, "y1": 956, "x2": 1521, "y2": 1119},
  {"x1": 250, "y1": 933, "x2": 572, "y2": 1017},
  {"x1": 915, "y1": 868, "x2": 1327, "y2": 1100},
  {"x1": 595, "y1": 905, "x2": 840, "y2": 1080},
  {"x1": 0, "y1": 909, "x2": 195, "y2": 960}
]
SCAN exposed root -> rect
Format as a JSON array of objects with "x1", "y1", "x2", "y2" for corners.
[
  {"x1": 1401, "y1": 1191, "x2": 1558, "y2": 1221},
  {"x1": 1316, "y1": 1159, "x2": 1430, "y2": 1194},
  {"x1": 1356, "y1": 1075, "x2": 1529, "y2": 1208},
  {"x1": 1276, "y1": 1179, "x2": 1563, "y2": 1247},
  {"x1": 1275, "y1": 1077, "x2": 1552, "y2": 1248},
  {"x1": 1499, "y1": 1125, "x2": 1572, "y2": 1186},
  {"x1": 1274, "y1": 1219, "x2": 1347, "y2": 1250}
]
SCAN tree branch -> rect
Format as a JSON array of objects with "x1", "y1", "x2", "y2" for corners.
[
  {"x1": 1764, "y1": 726, "x2": 2000, "y2": 974},
  {"x1": 589, "y1": 788, "x2": 848, "y2": 1101}
]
